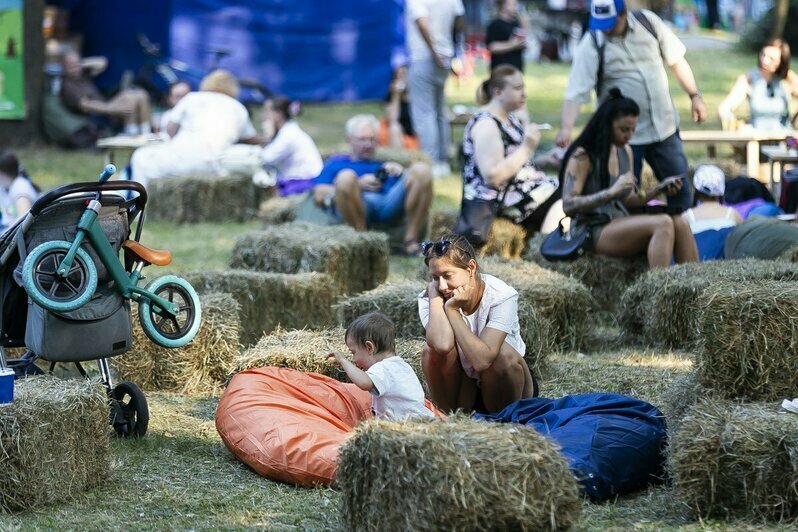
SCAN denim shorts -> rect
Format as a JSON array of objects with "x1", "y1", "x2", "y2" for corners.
[{"x1": 329, "y1": 176, "x2": 407, "y2": 225}]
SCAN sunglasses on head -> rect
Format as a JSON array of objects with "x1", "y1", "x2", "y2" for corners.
[{"x1": 421, "y1": 239, "x2": 452, "y2": 257}]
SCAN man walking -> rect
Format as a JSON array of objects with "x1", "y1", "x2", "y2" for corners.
[
  {"x1": 405, "y1": 0, "x2": 466, "y2": 178},
  {"x1": 556, "y1": 0, "x2": 707, "y2": 210}
]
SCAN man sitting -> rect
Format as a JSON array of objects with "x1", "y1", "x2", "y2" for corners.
[
  {"x1": 312, "y1": 114, "x2": 433, "y2": 255},
  {"x1": 60, "y1": 49, "x2": 152, "y2": 136}
]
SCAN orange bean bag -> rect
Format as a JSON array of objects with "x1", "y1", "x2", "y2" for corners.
[{"x1": 216, "y1": 366, "x2": 373, "y2": 486}]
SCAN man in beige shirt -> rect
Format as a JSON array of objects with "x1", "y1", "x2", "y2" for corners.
[{"x1": 556, "y1": 0, "x2": 707, "y2": 210}]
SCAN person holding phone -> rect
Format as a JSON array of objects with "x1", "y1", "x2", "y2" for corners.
[{"x1": 560, "y1": 89, "x2": 698, "y2": 268}]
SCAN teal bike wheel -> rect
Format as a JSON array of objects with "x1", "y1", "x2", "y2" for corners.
[
  {"x1": 138, "y1": 275, "x2": 201, "y2": 348},
  {"x1": 22, "y1": 240, "x2": 98, "y2": 312}
]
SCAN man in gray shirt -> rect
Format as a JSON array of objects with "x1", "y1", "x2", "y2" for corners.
[{"x1": 556, "y1": 0, "x2": 707, "y2": 210}]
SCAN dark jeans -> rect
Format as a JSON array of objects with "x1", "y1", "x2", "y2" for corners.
[{"x1": 632, "y1": 131, "x2": 692, "y2": 211}]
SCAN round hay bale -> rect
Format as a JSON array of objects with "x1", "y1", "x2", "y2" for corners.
[
  {"x1": 230, "y1": 223, "x2": 389, "y2": 295},
  {"x1": 526, "y1": 232, "x2": 648, "y2": 321},
  {"x1": 338, "y1": 416, "x2": 582, "y2": 531},
  {"x1": 182, "y1": 270, "x2": 338, "y2": 345},
  {"x1": 619, "y1": 259, "x2": 798, "y2": 348},
  {"x1": 669, "y1": 398, "x2": 798, "y2": 522},
  {"x1": 695, "y1": 281, "x2": 798, "y2": 401},
  {"x1": 147, "y1": 174, "x2": 258, "y2": 223},
  {"x1": 114, "y1": 293, "x2": 242, "y2": 394},
  {"x1": 233, "y1": 327, "x2": 428, "y2": 392},
  {"x1": 481, "y1": 258, "x2": 593, "y2": 358},
  {"x1": 0, "y1": 377, "x2": 110, "y2": 512},
  {"x1": 333, "y1": 281, "x2": 426, "y2": 340}
]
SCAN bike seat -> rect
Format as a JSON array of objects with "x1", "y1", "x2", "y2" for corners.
[{"x1": 122, "y1": 240, "x2": 172, "y2": 266}]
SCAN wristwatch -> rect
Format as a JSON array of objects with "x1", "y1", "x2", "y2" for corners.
[{"x1": 689, "y1": 91, "x2": 702, "y2": 100}]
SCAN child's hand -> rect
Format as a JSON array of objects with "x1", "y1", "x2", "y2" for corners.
[{"x1": 326, "y1": 352, "x2": 342, "y2": 365}]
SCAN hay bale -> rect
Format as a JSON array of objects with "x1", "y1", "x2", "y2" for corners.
[
  {"x1": 695, "y1": 281, "x2": 798, "y2": 401},
  {"x1": 0, "y1": 377, "x2": 110, "y2": 512},
  {"x1": 230, "y1": 223, "x2": 389, "y2": 295},
  {"x1": 481, "y1": 258, "x2": 593, "y2": 358},
  {"x1": 233, "y1": 327, "x2": 427, "y2": 390},
  {"x1": 429, "y1": 209, "x2": 458, "y2": 240},
  {"x1": 183, "y1": 270, "x2": 338, "y2": 345},
  {"x1": 525, "y1": 232, "x2": 648, "y2": 319},
  {"x1": 480, "y1": 217, "x2": 527, "y2": 259},
  {"x1": 147, "y1": 174, "x2": 259, "y2": 223},
  {"x1": 658, "y1": 371, "x2": 706, "y2": 431},
  {"x1": 338, "y1": 416, "x2": 581, "y2": 531},
  {"x1": 669, "y1": 398, "x2": 798, "y2": 521},
  {"x1": 113, "y1": 293, "x2": 242, "y2": 394},
  {"x1": 780, "y1": 244, "x2": 798, "y2": 263},
  {"x1": 619, "y1": 259, "x2": 798, "y2": 348},
  {"x1": 258, "y1": 193, "x2": 304, "y2": 224},
  {"x1": 333, "y1": 281, "x2": 426, "y2": 340}
]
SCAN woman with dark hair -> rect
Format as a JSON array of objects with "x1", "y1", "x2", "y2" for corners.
[
  {"x1": 718, "y1": 38, "x2": 798, "y2": 131},
  {"x1": 260, "y1": 96, "x2": 323, "y2": 196},
  {"x1": 458, "y1": 65, "x2": 561, "y2": 243},
  {"x1": 0, "y1": 150, "x2": 38, "y2": 232},
  {"x1": 560, "y1": 88, "x2": 698, "y2": 268},
  {"x1": 418, "y1": 233, "x2": 537, "y2": 414},
  {"x1": 379, "y1": 65, "x2": 420, "y2": 151}
]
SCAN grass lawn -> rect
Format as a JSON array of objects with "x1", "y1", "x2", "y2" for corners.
[{"x1": 2, "y1": 43, "x2": 789, "y2": 530}]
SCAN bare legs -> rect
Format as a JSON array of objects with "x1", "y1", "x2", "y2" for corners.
[
  {"x1": 422, "y1": 342, "x2": 534, "y2": 414},
  {"x1": 594, "y1": 214, "x2": 697, "y2": 268},
  {"x1": 333, "y1": 162, "x2": 433, "y2": 244},
  {"x1": 103, "y1": 88, "x2": 152, "y2": 129}
]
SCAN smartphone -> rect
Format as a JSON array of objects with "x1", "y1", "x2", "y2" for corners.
[{"x1": 653, "y1": 175, "x2": 682, "y2": 193}]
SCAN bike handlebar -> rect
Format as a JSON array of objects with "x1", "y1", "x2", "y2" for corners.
[
  {"x1": 99, "y1": 164, "x2": 116, "y2": 183},
  {"x1": 30, "y1": 181, "x2": 148, "y2": 217}
]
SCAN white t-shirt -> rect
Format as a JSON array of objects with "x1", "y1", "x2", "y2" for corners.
[
  {"x1": 405, "y1": 0, "x2": 465, "y2": 63},
  {"x1": 366, "y1": 356, "x2": 434, "y2": 420},
  {"x1": 260, "y1": 121, "x2": 323, "y2": 181},
  {"x1": 418, "y1": 273, "x2": 525, "y2": 380},
  {"x1": 0, "y1": 177, "x2": 38, "y2": 231}
]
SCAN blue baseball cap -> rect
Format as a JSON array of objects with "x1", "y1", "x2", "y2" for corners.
[{"x1": 589, "y1": 0, "x2": 625, "y2": 31}]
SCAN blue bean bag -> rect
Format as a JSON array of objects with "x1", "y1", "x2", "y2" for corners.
[{"x1": 474, "y1": 393, "x2": 666, "y2": 500}]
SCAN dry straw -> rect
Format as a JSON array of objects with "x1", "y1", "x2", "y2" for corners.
[
  {"x1": 482, "y1": 258, "x2": 593, "y2": 357},
  {"x1": 114, "y1": 293, "x2": 242, "y2": 394},
  {"x1": 526, "y1": 232, "x2": 648, "y2": 320},
  {"x1": 333, "y1": 281, "x2": 426, "y2": 340},
  {"x1": 657, "y1": 371, "x2": 707, "y2": 432},
  {"x1": 338, "y1": 416, "x2": 581, "y2": 531},
  {"x1": 147, "y1": 174, "x2": 259, "y2": 223},
  {"x1": 0, "y1": 377, "x2": 111, "y2": 512},
  {"x1": 233, "y1": 327, "x2": 427, "y2": 391},
  {"x1": 695, "y1": 281, "x2": 798, "y2": 401},
  {"x1": 619, "y1": 259, "x2": 798, "y2": 348},
  {"x1": 429, "y1": 211, "x2": 528, "y2": 259},
  {"x1": 258, "y1": 194, "x2": 304, "y2": 224},
  {"x1": 669, "y1": 398, "x2": 798, "y2": 522},
  {"x1": 230, "y1": 222, "x2": 389, "y2": 295},
  {"x1": 182, "y1": 269, "x2": 338, "y2": 345}
]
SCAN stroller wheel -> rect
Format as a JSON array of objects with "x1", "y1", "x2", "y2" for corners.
[
  {"x1": 110, "y1": 381, "x2": 149, "y2": 438},
  {"x1": 139, "y1": 275, "x2": 202, "y2": 349},
  {"x1": 22, "y1": 240, "x2": 98, "y2": 312}
]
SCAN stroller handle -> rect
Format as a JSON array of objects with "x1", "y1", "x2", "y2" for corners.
[{"x1": 30, "y1": 181, "x2": 148, "y2": 217}]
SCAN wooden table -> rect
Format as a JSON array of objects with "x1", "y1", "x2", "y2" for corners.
[
  {"x1": 680, "y1": 130, "x2": 790, "y2": 181},
  {"x1": 761, "y1": 145, "x2": 798, "y2": 198},
  {"x1": 96, "y1": 134, "x2": 166, "y2": 167}
]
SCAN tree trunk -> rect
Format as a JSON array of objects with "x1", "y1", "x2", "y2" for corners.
[{"x1": 771, "y1": 0, "x2": 789, "y2": 39}]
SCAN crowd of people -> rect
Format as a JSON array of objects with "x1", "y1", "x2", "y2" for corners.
[{"x1": 1, "y1": 0, "x2": 796, "y2": 423}]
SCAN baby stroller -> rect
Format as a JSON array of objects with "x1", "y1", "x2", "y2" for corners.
[{"x1": 0, "y1": 165, "x2": 201, "y2": 437}]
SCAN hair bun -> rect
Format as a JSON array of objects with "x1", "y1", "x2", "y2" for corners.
[{"x1": 608, "y1": 88, "x2": 623, "y2": 99}]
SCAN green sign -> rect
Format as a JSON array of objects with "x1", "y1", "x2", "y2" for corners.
[{"x1": 0, "y1": 0, "x2": 24, "y2": 119}]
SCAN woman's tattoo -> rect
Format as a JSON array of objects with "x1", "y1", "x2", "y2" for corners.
[{"x1": 562, "y1": 171, "x2": 615, "y2": 214}]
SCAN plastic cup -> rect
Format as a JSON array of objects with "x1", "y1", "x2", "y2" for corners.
[{"x1": 0, "y1": 368, "x2": 13, "y2": 404}]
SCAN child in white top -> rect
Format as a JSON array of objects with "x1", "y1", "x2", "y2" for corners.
[{"x1": 328, "y1": 312, "x2": 433, "y2": 420}]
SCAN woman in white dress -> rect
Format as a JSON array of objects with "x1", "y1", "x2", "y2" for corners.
[{"x1": 130, "y1": 70, "x2": 258, "y2": 186}]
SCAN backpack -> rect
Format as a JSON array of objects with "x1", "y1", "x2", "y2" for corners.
[{"x1": 590, "y1": 10, "x2": 659, "y2": 96}]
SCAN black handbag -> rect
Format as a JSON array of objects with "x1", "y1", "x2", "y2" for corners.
[
  {"x1": 540, "y1": 219, "x2": 591, "y2": 261},
  {"x1": 454, "y1": 197, "x2": 501, "y2": 248}
]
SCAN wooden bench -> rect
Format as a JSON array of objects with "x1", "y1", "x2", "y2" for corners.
[{"x1": 680, "y1": 130, "x2": 790, "y2": 182}]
